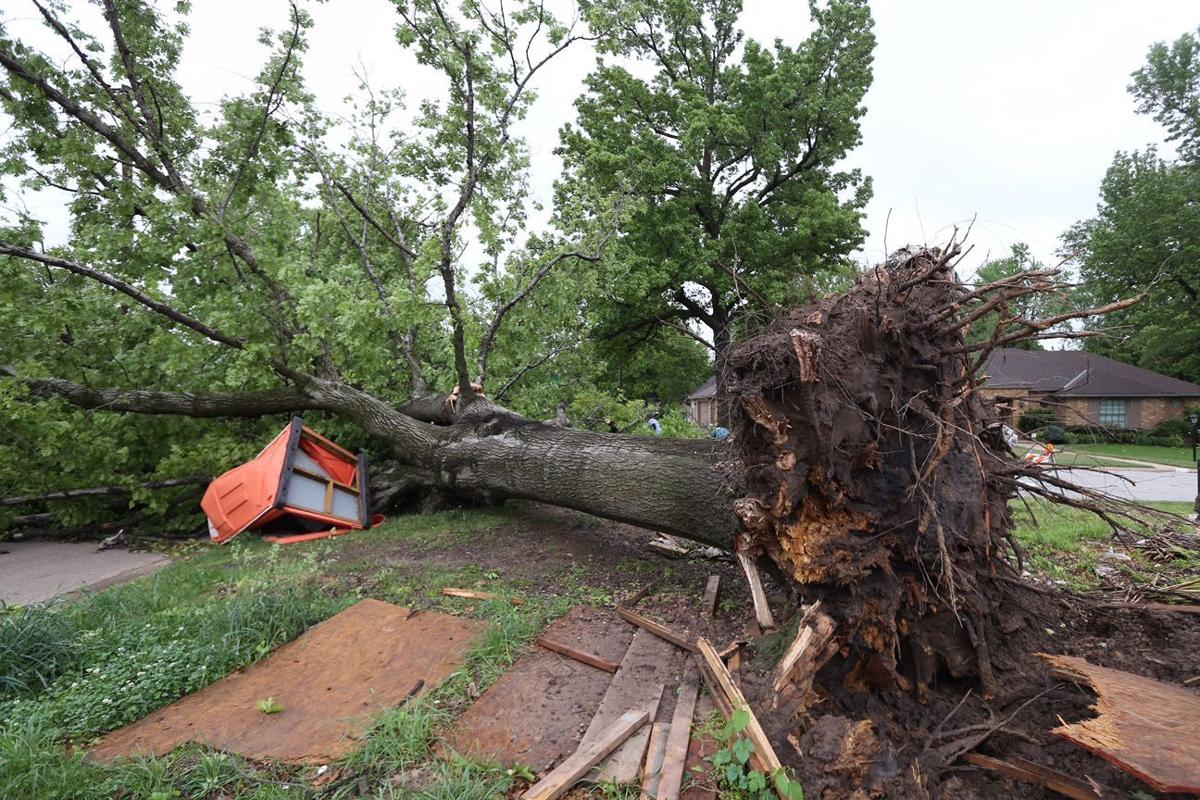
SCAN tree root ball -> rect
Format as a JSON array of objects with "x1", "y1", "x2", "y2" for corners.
[{"x1": 727, "y1": 247, "x2": 1026, "y2": 699}]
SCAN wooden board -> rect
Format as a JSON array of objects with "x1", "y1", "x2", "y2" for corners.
[
  {"x1": 443, "y1": 606, "x2": 634, "y2": 772},
  {"x1": 91, "y1": 600, "x2": 484, "y2": 763},
  {"x1": 523, "y1": 708, "x2": 650, "y2": 800},
  {"x1": 616, "y1": 606, "x2": 697, "y2": 652},
  {"x1": 681, "y1": 692, "x2": 719, "y2": 800},
  {"x1": 657, "y1": 662, "x2": 701, "y2": 800},
  {"x1": 536, "y1": 635, "x2": 619, "y2": 673},
  {"x1": 640, "y1": 722, "x2": 670, "y2": 798},
  {"x1": 582, "y1": 626, "x2": 683, "y2": 784},
  {"x1": 701, "y1": 575, "x2": 720, "y2": 619},
  {"x1": 442, "y1": 587, "x2": 524, "y2": 605},
  {"x1": 1043, "y1": 654, "x2": 1200, "y2": 795},
  {"x1": 697, "y1": 636, "x2": 785, "y2": 794},
  {"x1": 736, "y1": 552, "x2": 775, "y2": 629}
]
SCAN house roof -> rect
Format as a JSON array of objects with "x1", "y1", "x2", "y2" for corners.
[
  {"x1": 687, "y1": 377, "x2": 717, "y2": 400},
  {"x1": 982, "y1": 348, "x2": 1200, "y2": 397}
]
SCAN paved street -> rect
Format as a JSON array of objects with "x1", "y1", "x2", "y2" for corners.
[
  {"x1": 1025, "y1": 467, "x2": 1197, "y2": 503},
  {"x1": 0, "y1": 541, "x2": 170, "y2": 606}
]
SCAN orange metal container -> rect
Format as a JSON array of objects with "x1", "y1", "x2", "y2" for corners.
[{"x1": 201, "y1": 418, "x2": 373, "y2": 544}]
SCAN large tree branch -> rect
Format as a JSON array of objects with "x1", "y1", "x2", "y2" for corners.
[
  {"x1": 3, "y1": 367, "x2": 320, "y2": 417},
  {"x1": 0, "y1": 243, "x2": 243, "y2": 349},
  {"x1": 1, "y1": 476, "x2": 209, "y2": 508}
]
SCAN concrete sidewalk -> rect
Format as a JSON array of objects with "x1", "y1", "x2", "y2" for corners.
[{"x1": 0, "y1": 540, "x2": 170, "y2": 606}]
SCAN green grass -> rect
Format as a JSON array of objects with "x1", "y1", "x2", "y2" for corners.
[
  {"x1": 1010, "y1": 499, "x2": 1192, "y2": 589},
  {"x1": 1064, "y1": 443, "x2": 1196, "y2": 468},
  {"x1": 0, "y1": 505, "x2": 617, "y2": 800}
]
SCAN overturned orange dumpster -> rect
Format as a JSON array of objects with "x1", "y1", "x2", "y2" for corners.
[{"x1": 201, "y1": 417, "x2": 375, "y2": 544}]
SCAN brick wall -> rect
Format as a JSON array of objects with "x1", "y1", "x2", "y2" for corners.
[
  {"x1": 1139, "y1": 397, "x2": 1196, "y2": 429},
  {"x1": 977, "y1": 392, "x2": 1199, "y2": 431},
  {"x1": 1049, "y1": 396, "x2": 1196, "y2": 431}
]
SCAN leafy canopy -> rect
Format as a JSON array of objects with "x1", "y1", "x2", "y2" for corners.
[
  {"x1": 1066, "y1": 26, "x2": 1200, "y2": 381},
  {"x1": 558, "y1": 0, "x2": 874, "y2": 363}
]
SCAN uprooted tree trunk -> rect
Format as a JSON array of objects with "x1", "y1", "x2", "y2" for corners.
[{"x1": 11, "y1": 246, "x2": 1155, "y2": 700}]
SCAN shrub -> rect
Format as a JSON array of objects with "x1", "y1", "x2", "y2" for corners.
[
  {"x1": 1149, "y1": 417, "x2": 1191, "y2": 445},
  {"x1": 1043, "y1": 425, "x2": 1069, "y2": 444},
  {"x1": 1017, "y1": 407, "x2": 1058, "y2": 433}
]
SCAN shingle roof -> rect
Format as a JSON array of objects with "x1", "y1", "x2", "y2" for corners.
[
  {"x1": 687, "y1": 377, "x2": 717, "y2": 400},
  {"x1": 982, "y1": 348, "x2": 1200, "y2": 397}
]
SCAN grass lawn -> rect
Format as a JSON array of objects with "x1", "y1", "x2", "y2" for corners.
[
  {"x1": 1064, "y1": 443, "x2": 1196, "y2": 468},
  {"x1": 1010, "y1": 499, "x2": 1195, "y2": 590}
]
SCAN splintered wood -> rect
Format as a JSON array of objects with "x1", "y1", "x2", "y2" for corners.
[
  {"x1": 769, "y1": 601, "x2": 837, "y2": 710},
  {"x1": 1043, "y1": 654, "x2": 1200, "y2": 795},
  {"x1": 735, "y1": 552, "x2": 775, "y2": 629}
]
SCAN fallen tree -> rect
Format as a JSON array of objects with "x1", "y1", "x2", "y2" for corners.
[{"x1": 6, "y1": 240, "x2": 1166, "y2": 681}]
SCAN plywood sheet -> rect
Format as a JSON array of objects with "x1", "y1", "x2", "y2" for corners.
[
  {"x1": 442, "y1": 606, "x2": 635, "y2": 772},
  {"x1": 92, "y1": 600, "x2": 485, "y2": 763},
  {"x1": 1044, "y1": 654, "x2": 1200, "y2": 795}
]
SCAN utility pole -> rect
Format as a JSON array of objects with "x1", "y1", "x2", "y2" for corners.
[{"x1": 1191, "y1": 412, "x2": 1199, "y2": 515}]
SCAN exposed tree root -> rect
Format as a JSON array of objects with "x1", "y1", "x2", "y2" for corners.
[{"x1": 726, "y1": 245, "x2": 1185, "y2": 703}]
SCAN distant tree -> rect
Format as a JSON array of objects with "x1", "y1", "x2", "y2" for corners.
[
  {"x1": 966, "y1": 244, "x2": 1070, "y2": 350},
  {"x1": 558, "y1": 0, "x2": 874, "y2": 405},
  {"x1": 1065, "y1": 27, "x2": 1200, "y2": 382}
]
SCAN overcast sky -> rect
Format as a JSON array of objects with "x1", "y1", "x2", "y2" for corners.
[{"x1": 5, "y1": 0, "x2": 1197, "y2": 276}]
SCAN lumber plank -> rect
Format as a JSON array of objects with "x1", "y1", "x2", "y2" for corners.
[
  {"x1": 535, "y1": 636, "x2": 619, "y2": 673},
  {"x1": 640, "y1": 722, "x2": 669, "y2": 799},
  {"x1": 582, "y1": 625, "x2": 680, "y2": 784},
  {"x1": 696, "y1": 636, "x2": 786, "y2": 794},
  {"x1": 657, "y1": 662, "x2": 701, "y2": 800},
  {"x1": 523, "y1": 708, "x2": 650, "y2": 800},
  {"x1": 735, "y1": 552, "x2": 775, "y2": 629},
  {"x1": 616, "y1": 606, "x2": 697, "y2": 652},
  {"x1": 693, "y1": 655, "x2": 765, "y2": 774},
  {"x1": 963, "y1": 753, "x2": 1099, "y2": 800},
  {"x1": 702, "y1": 575, "x2": 720, "y2": 619},
  {"x1": 441, "y1": 587, "x2": 524, "y2": 605}
]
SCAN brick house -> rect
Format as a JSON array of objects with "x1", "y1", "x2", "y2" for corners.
[{"x1": 980, "y1": 348, "x2": 1200, "y2": 431}]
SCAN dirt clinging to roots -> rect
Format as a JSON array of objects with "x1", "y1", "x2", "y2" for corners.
[{"x1": 729, "y1": 247, "x2": 1025, "y2": 701}]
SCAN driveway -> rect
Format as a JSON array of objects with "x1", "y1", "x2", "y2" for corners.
[
  {"x1": 1025, "y1": 467, "x2": 1198, "y2": 503},
  {"x1": 0, "y1": 540, "x2": 170, "y2": 606}
]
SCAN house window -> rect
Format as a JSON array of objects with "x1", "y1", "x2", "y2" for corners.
[{"x1": 1099, "y1": 399, "x2": 1128, "y2": 428}]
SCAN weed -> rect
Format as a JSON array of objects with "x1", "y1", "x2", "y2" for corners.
[
  {"x1": 344, "y1": 697, "x2": 447, "y2": 776},
  {"x1": 707, "y1": 709, "x2": 804, "y2": 800},
  {"x1": 256, "y1": 697, "x2": 284, "y2": 714},
  {"x1": 410, "y1": 759, "x2": 515, "y2": 800}
]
